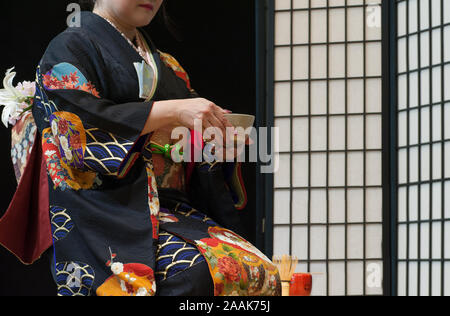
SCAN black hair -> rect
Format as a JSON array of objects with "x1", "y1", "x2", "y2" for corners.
[{"x1": 78, "y1": 0, "x2": 181, "y2": 41}]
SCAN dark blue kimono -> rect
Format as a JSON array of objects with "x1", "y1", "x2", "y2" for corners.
[{"x1": 1, "y1": 11, "x2": 280, "y2": 296}]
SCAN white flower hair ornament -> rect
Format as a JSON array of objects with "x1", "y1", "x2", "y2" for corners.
[{"x1": 0, "y1": 67, "x2": 35, "y2": 128}]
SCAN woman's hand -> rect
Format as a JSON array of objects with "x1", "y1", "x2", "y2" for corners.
[
  {"x1": 141, "y1": 98, "x2": 235, "y2": 142},
  {"x1": 174, "y1": 98, "x2": 234, "y2": 139}
]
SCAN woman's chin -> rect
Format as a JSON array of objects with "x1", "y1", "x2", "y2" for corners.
[{"x1": 132, "y1": 13, "x2": 155, "y2": 27}]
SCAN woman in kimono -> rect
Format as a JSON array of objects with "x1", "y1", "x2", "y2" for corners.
[{"x1": 0, "y1": 0, "x2": 280, "y2": 296}]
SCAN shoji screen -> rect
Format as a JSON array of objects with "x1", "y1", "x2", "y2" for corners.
[
  {"x1": 396, "y1": 0, "x2": 450, "y2": 296},
  {"x1": 272, "y1": 0, "x2": 383, "y2": 295}
]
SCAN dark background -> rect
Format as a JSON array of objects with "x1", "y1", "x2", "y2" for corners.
[{"x1": 0, "y1": 1, "x2": 258, "y2": 295}]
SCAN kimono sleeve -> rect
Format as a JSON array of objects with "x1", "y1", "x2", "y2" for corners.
[{"x1": 34, "y1": 30, "x2": 153, "y2": 179}]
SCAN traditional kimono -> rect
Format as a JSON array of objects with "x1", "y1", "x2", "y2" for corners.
[{"x1": 0, "y1": 11, "x2": 280, "y2": 296}]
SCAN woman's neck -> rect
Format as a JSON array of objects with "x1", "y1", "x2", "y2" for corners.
[{"x1": 93, "y1": 9, "x2": 137, "y2": 42}]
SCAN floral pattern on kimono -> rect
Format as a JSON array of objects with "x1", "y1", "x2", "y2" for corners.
[
  {"x1": 43, "y1": 62, "x2": 100, "y2": 98},
  {"x1": 195, "y1": 226, "x2": 281, "y2": 296},
  {"x1": 42, "y1": 127, "x2": 101, "y2": 191},
  {"x1": 10, "y1": 112, "x2": 37, "y2": 183},
  {"x1": 97, "y1": 250, "x2": 156, "y2": 297},
  {"x1": 158, "y1": 50, "x2": 193, "y2": 91}
]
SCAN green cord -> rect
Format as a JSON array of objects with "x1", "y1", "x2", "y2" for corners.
[{"x1": 150, "y1": 142, "x2": 183, "y2": 160}]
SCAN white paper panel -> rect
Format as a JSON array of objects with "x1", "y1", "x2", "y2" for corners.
[
  {"x1": 409, "y1": 146, "x2": 419, "y2": 184},
  {"x1": 398, "y1": 187, "x2": 407, "y2": 222},
  {"x1": 446, "y1": 142, "x2": 450, "y2": 179},
  {"x1": 329, "y1": 153, "x2": 346, "y2": 187},
  {"x1": 366, "y1": 224, "x2": 383, "y2": 259},
  {"x1": 347, "y1": 7, "x2": 364, "y2": 41},
  {"x1": 329, "y1": 117, "x2": 346, "y2": 150},
  {"x1": 292, "y1": 226, "x2": 309, "y2": 259},
  {"x1": 275, "y1": 47, "x2": 291, "y2": 81},
  {"x1": 408, "y1": 34, "x2": 419, "y2": 71},
  {"x1": 310, "y1": 262, "x2": 327, "y2": 296},
  {"x1": 347, "y1": 43, "x2": 364, "y2": 78},
  {"x1": 420, "y1": 32, "x2": 430, "y2": 69},
  {"x1": 431, "y1": 0, "x2": 442, "y2": 28},
  {"x1": 445, "y1": 262, "x2": 450, "y2": 296},
  {"x1": 408, "y1": 0, "x2": 418, "y2": 34},
  {"x1": 420, "y1": 262, "x2": 430, "y2": 296},
  {"x1": 293, "y1": 46, "x2": 309, "y2": 80},
  {"x1": 311, "y1": 117, "x2": 327, "y2": 150},
  {"x1": 432, "y1": 105, "x2": 442, "y2": 142},
  {"x1": 310, "y1": 226, "x2": 327, "y2": 260},
  {"x1": 366, "y1": 42, "x2": 382, "y2": 77},
  {"x1": 409, "y1": 71, "x2": 419, "y2": 108},
  {"x1": 329, "y1": 80, "x2": 346, "y2": 114},
  {"x1": 398, "y1": 224, "x2": 407, "y2": 260},
  {"x1": 408, "y1": 185, "x2": 419, "y2": 221},
  {"x1": 310, "y1": 189, "x2": 327, "y2": 223},
  {"x1": 398, "y1": 262, "x2": 407, "y2": 296},
  {"x1": 329, "y1": 9, "x2": 345, "y2": 42},
  {"x1": 398, "y1": 38, "x2": 407, "y2": 73},
  {"x1": 292, "y1": 117, "x2": 309, "y2": 151},
  {"x1": 445, "y1": 222, "x2": 450, "y2": 259},
  {"x1": 348, "y1": 189, "x2": 364, "y2": 223},
  {"x1": 398, "y1": 148, "x2": 407, "y2": 184},
  {"x1": 432, "y1": 221, "x2": 442, "y2": 259},
  {"x1": 293, "y1": 11, "x2": 309, "y2": 44},
  {"x1": 330, "y1": 44, "x2": 346, "y2": 78},
  {"x1": 292, "y1": 189, "x2": 309, "y2": 224},
  {"x1": 274, "y1": 190, "x2": 291, "y2": 224},
  {"x1": 310, "y1": 81, "x2": 328, "y2": 114},
  {"x1": 445, "y1": 26, "x2": 450, "y2": 62},
  {"x1": 366, "y1": 188, "x2": 382, "y2": 222},
  {"x1": 398, "y1": 74, "x2": 408, "y2": 110},
  {"x1": 420, "y1": 107, "x2": 430, "y2": 144},
  {"x1": 275, "y1": 0, "x2": 290, "y2": 11},
  {"x1": 348, "y1": 225, "x2": 364, "y2": 259},
  {"x1": 293, "y1": 81, "x2": 309, "y2": 115},
  {"x1": 292, "y1": 153, "x2": 309, "y2": 187},
  {"x1": 273, "y1": 226, "x2": 290, "y2": 256},
  {"x1": 329, "y1": 189, "x2": 346, "y2": 223},
  {"x1": 431, "y1": 262, "x2": 442, "y2": 296},
  {"x1": 274, "y1": 118, "x2": 291, "y2": 152},
  {"x1": 310, "y1": 153, "x2": 327, "y2": 187},
  {"x1": 408, "y1": 223, "x2": 418, "y2": 259},
  {"x1": 329, "y1": 225, "x2": 345, "y2": 259},
  {"x1": 274, "y1": 153, "x2": 291, "y2": 188},
  {"x1": 419, "y1": 0, "x2": 430, "y2": 30},
  {"x1": 364, "y1": 79, "x2": 381, "y2": 114},
  {"x1": 311, "y1": 45, "x2": 327, "y2": 79},
  {"x1": 311, "y1": 9, "x2": 327, "y2": 43},
  {"x1": 274, "y1": 82, "x2": 291, "y2": 116},
  {"x1": 366, "y1": 115, "x2": 382, "y2": 149},
  {"x1": 348, "y1": 79, "x2": 364, "y2": 113},
  {"x1": 420, "y1": 222, "x2": 430, "y2": 259},
  {"x1": 446, "y1": 182, "x2": 450, "y2": 219},
  {"x1": 348, "y1": 115, "x2": 364, "y2": 149},
  {"x1": 432, "y1": 182, "x2": 442, "y2": 220},
  {"x1": 408, "y1": 262, "x2": 418, "y2": 296},
  {"x1": 329, "y1": 262, "x2": 346, "y2": 296},
  {"x1": 420, "y1": 184, "x2": 431, "y2": 220},
  {"x1": 347, "y1": 152, "x2": 364, "y2": 186},
  {"x1": 347, "y1": 261, "x2": 364, "y2": 296},
  {"x1": 275, "y1": 12, "x2": 291, "y2": 46}
]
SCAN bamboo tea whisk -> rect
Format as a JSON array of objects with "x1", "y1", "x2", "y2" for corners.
[{"x1": 273, "y1": 255, "x2": 298, "y2": 296}]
